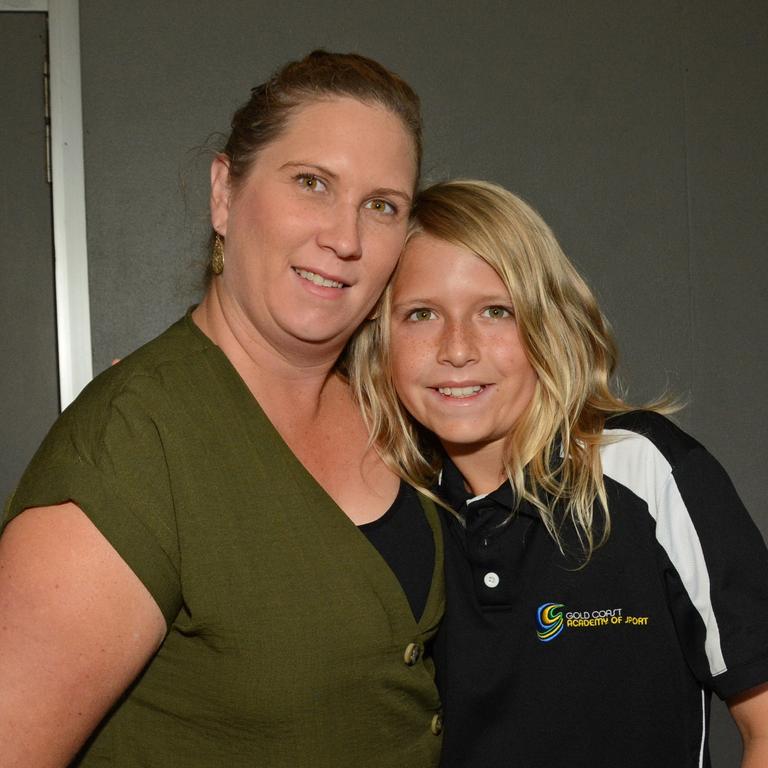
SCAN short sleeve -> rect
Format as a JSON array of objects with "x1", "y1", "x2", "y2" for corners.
[
  {"x1": 664, "y1": 445, "x2": 768, "y2": 700},
  {"x1": 3, "y1": 373, "x2": 183, "y2": 627}
]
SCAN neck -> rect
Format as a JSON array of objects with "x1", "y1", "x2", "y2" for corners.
[
  {"x1": 443, "y1": 440, "x2": 507, "y2": 496},
  {"x1": 193, "y1": 284, "x2": 347, "y2": 414}
]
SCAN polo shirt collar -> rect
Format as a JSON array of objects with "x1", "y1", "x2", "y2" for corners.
[{"x1": 436, "y1": 453, "x2": 538, "y2": 520}]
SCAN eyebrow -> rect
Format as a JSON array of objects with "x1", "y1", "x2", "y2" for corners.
[
  {"x1": 281, "y1": 162, "x2": 412, "y2": 206},
  {"x1": 281, "y1": 161, "x2": 339, "y2": 179},
  {"x1": 391, "y1": 294, "x2": 513, "y2": 308},
  {"x1": 372, "y1": 187, "x2": 413, "y2": 206},
  {"x1": 391, "y1": 298, "x2": 433, "y2": 307}
]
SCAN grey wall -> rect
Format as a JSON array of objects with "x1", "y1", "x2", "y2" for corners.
[
  {"x1": 79, "y1": 3, "x2": 767, "y2": 503},
  {"x1": 0, "y1": 13, "x2": 59, "y2": 509},
  {"x1": 7, "y1": 1, "x2": 767, "y2": 764}
]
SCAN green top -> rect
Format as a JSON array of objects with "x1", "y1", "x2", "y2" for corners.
[{"x1": 3, "y1": 314, "x2": 445, "y2": 767}]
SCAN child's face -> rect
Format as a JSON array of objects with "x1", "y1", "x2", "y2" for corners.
[{"x1": 389, "y1": 233, "x2": 538, "y2": 459}]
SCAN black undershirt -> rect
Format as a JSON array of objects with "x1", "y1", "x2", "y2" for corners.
[{"x1": 359, "y1": 481, "x2": 434, "y2": 621}]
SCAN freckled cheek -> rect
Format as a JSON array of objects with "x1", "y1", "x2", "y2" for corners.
[
  {"x1": 390, "y1": 335, "x2": 431, "y2": 403},
  {"x1": 491, "y1": 333, "x2": 535, "y2": 376},
  {"x1": 392, "y1": 333, "x2": 436, "y2": 367},
  {"x1": 389, "y1": 341, "x2": 411, "y2": 388},
  {"x1": 505, "y1": 353, "x2": 539, "y2": 402}
]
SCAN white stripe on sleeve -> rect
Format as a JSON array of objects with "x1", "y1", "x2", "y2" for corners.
[{"x1": 600, "y1": 428, "x2": 726, "y2": 676}]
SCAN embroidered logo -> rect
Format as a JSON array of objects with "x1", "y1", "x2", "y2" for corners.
[
  {"x1": 536, "y1": 602, "x2": 565, "y2": 642},
  {"x1": 536, "y1": 602, "x2": 648, "y2": 642}
]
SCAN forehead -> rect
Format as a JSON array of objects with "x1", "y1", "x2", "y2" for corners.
[
  {"x1": 395, "y1": 234, "x2": 507, "y2": 296},
  {"x1": 254, "y1": 96, "x2": 417, "y2": 179}
]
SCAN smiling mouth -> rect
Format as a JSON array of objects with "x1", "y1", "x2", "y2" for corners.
[
  {"x1": 293, "y1": 268, "x2": 347, "y2": 289},
  {"x1": 437, "y1": 385, "x2": 485, "y2": 398}
]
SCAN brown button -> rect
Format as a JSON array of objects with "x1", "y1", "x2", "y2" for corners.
[
  {"x1": 403, "y1": 642, "x2": 421, "y2": 666},
  {"x1": 431, "y1": 712, "x2": 443, "y2": 735}
]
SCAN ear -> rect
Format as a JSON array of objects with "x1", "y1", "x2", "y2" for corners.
[{"x1": 210, "y1": 154, "x2": 232, "y2": 237}]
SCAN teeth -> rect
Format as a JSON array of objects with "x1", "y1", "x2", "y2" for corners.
[
  {"x1": 438, "y1": 386, "x2": 483, "y2": 398},
  {"x1": 294, "y1": 268, "x2": 345, "y2": 289}
]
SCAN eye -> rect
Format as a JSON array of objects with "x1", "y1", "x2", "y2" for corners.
[
  {"x1": 482, "y1": 306, "x2": 512, "y2": 319},
  {"x1": 296, "y1": 173, "x2": 327, "y2": 192},
  {"x1": 364, "y1": 198, "x2": 396, "y2": 215},
  {"x1": 407, "y1": 308, "x2": 436, "y2": 321}
]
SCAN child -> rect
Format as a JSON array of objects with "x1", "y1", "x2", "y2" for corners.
[{"x1": 349, "y1": 179, "x2": 768, "y2": 767}]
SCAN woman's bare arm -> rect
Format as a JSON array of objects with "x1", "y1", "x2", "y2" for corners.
[{"x1": 0, "y1": 503, "x2": 166, "y2": 767}]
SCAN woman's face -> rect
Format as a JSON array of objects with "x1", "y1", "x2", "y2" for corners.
[
  {"x1": 389, "y1": 233, "x2": 538, "y2": 459},
  {"x1": 211, "y1": 97, "x2": 417, "y2": 358}
]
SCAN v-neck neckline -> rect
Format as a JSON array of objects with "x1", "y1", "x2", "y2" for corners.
[{"x1": 184, "y1": 312, "x2": 444, "y2": 638}]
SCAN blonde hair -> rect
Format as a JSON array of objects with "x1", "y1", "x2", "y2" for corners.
[{"x1": 348, "y1": 179, "x2": 672, "y2": 559}]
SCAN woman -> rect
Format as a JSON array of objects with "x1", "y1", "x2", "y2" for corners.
[
  {"x1": 0, "y1": 51, "x2": 444, "y2": 767},
  {"x1": 350, "y1": 179, "x2": 768, "y2": 767}
]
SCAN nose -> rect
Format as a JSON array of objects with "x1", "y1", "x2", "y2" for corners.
[
  {"x1": 317, "y1": 203, "x2": 362, "y2": 261},
  {"x1": 438, "y1": 319, "x2": 479, "y2": 367}
]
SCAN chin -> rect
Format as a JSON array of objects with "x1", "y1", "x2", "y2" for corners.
[
  {"x1": 432, "y1": 428, "x2": 491, "y2": 448},
  {"x1": 288, "y1": 322, "x2": 352, "y2": 347},
  {"x1": 290, "y1": 312, "x2": 360, "y2": 342}
]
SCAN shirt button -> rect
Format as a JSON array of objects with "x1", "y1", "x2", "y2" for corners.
[
  {"x1": 431, "y1": 712, "x2": 443, "y2": 735},
  {"x1": 403, "y1": 642, "x2": 422, "y2": 666},
  {"x1": 483, "y1": 571, "x2": 500, "y2": 588}
]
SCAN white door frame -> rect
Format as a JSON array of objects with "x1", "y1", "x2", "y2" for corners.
[{"x1": 1, "y1": 0, "x2": 92, "y2": 409}]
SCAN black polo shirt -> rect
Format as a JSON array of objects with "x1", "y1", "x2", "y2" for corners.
[{"x1": 434, "y1": 411, "x2": 768, "y2": 768}]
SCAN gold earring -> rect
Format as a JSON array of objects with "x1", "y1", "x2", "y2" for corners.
[{"x1": 211, "y1": 233, "x2": 225, "y2": 275}]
